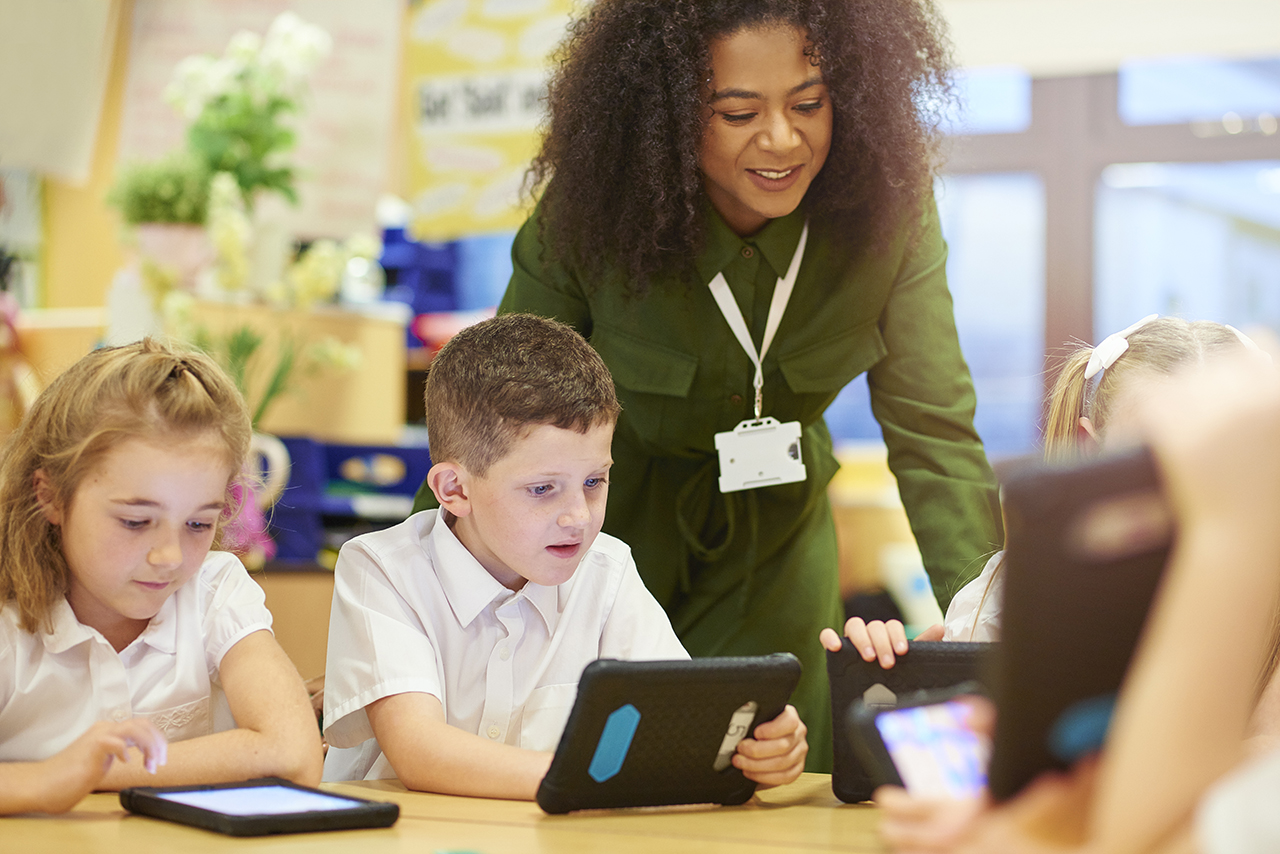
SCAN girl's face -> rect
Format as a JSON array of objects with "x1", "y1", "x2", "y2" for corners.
[
  {"x1": 39, "y1": 433, "x2": 232, "y2": 649},
  {"x1": 1081, "y1": 369, "x2": 1175, "y2": 452},
  {"x1": 699, "y1": 23, "x2": 832, "y2": 237}
]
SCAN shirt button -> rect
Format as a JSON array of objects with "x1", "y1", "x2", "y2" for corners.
[
  {"x1": 730, "y1": 394, "x2": 743, "y2": 404},
  {"x1": 498, "y1": 645, "x2": 510, "y2": 661},
  {"x1": 741, "y1": 246, "x2": 754, "y2": 258},
  {"x1": 487, "y1": 725, "x2": 500, "y2": 739}
]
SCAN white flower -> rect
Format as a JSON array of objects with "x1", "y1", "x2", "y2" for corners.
[
  {"x1": 344, "y1": 233, "x2": 382, "y2": 260},
  {"x1": 164, "y1": 55, "x2": 219, "y2": 119},
  {"x1": 261, "y1": 11, "x2": 332, "y2": 91},
  {"x1": 226, "y1": 30, "x2": 261, "y2": 64}
]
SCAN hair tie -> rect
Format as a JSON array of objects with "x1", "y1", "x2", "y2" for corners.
[{"x1": 1083, "y1": 314, "x2": 1159, "y2": 380}]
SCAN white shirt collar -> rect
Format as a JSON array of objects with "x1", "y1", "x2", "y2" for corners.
[
  {"x1": 42, "y1": 593, "x2": 179, "y2": 655},
  {"x1": 426, "y1": 511, "x2": 560, "y2": 634}
]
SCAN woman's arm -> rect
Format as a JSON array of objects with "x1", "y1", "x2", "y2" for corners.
[
  {"x1": 866, "y1": 200, "x2": 1003, "y2": 609},
  {"x1": 99, "y1": 630, "x2": 323, "y2": 789},
  {"x1": 367, "y1": 691, "x2": 553, "y2": 800}
]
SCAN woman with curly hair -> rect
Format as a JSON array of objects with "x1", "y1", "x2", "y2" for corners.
[{"x1": 415, "y1": 0, "x2": 1003, "y2": 771}]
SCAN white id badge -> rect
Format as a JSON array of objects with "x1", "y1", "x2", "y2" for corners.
[{"x1": 714, "y1": 417, "x2": 806, "y2": 493}]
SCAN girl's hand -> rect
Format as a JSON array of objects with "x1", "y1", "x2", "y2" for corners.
[
  {"x1": 734, "y1": 704, "x2": 808, "y2": 788},
  {"x1": 40, "y1": 719, "x2": 167, "y2": 813},
  {"x1": 876, "y1": 784, "x2": 991, "y2": 853},
  {"x1": 876, "y1": 756, "x2": 1099, "y2": 854},
  {"x1": 819, "y1": 618, "x2": 944, "y2": 668}
]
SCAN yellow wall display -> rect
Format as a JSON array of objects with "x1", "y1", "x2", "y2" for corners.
[{"x1": 403, "y1": 0, "x2": 582, "y2": 241}]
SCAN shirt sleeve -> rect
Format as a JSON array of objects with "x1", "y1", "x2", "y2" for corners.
[
  {"x1": 597, "y1": 553, "x2": 690, "y2": 662},
  {"x1": 867, "y1": 199, "x2": 1005, "y2": 608},
  {"x1": 498, "y1": 204, "x2": 594, "y2": 336},
  {"x1": 942, "y1": 550, "x2": 1005, "y2": 642},
  {"x1": 198, "y1": 552, "x2": 273, "y2": 678},
  {"x1": 323, "y1": 538, "x2": 444, "y2": 749}
]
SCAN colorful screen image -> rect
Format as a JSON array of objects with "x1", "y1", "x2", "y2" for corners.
[{"x1": 874, "y1": 700, "x2": 991, "y2": 799}]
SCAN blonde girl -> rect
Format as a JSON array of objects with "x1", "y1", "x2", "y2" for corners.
[
  {"x1": 0, "y1": 339, "x2": 321, "y2": 814},
  {"x1": 823, "y1": 316, "x2": 1253, "y2": 661}
]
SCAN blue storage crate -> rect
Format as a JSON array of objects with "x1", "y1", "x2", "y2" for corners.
[{"x1": 268, "y1": 436, "x2": 432, "y2": 564}]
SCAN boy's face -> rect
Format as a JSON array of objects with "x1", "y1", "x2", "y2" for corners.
[{"x1": 444, "y1": 422, "x2": 614, "y2": 591}]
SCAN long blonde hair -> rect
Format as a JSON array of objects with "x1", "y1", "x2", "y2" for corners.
[
  {"x1": 1042, "y1": 318, "x2": 1246, "y2": 461},
  {"x1": 962, "y1": 317, "x2": 1249, "y2": 641},
  {"x1": 0, "y1": 339, "x2": 251, "y2": 634}
]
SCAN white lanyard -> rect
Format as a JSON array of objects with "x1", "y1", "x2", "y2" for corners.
[{"x1": 707, "y1": 221, "x2": 809, "y2": 419}]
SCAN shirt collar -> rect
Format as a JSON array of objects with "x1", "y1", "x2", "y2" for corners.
[
  {"x1": 42, "y1": 595, "x2": 177, "y2": 655},
  {"x1": 44, "y1": 598, "x2": 95, "y2": 653},
  {"x1": 427, "y1": 511, "x2": 560, "y2": 634},
  {"x1": 133, "y1": 594, "x2": 178, "y2": 654},
  {"x1": 694, "y1": 202, "x2": 808, "y2": 284}
]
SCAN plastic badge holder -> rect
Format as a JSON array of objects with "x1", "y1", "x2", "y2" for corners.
[
  {"x1": 119, "y1": 777, "x2": 399, "y2": 837},
  {"x1": 987, "y1": 445, "x2": 1172, "y2": 801},
  {"x1": 827, "y1": 638, "x2": 995, "y2": 802},
  {"x1": 536, "y1": 654, "x2": 802, "y2": 814}
]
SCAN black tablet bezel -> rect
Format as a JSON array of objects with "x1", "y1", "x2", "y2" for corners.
[
  {"x1": 826, "y1": 638, "x2": 995, "y2": 803},
  {"x1": 987, "y1": 445, "x2": 1172, "y2": 801},
  {"x1": 535, "y1": 654, "x2": 802, "y2": 814},
  {"x1": 119, "y1": 776, "x2": 400, "y2": 836}
]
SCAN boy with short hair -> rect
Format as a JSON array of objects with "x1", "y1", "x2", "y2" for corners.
[{"x1": 322, "y1": 314, "x2": 807, "y2": 798}]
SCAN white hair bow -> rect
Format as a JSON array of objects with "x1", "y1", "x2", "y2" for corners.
[{"x1": 1084, "y1": 314, "x2": 1159, "y2": 380}]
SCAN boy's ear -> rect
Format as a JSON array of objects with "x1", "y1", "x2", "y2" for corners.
[
  {"x1": 427, "y1": 462, "x2": 472, "y2": 518},
  {"x1": 1077, "y1": 416, "x2": 1102, "y2": 454},
  {"x1": 32, "y1": 469, "x2": 62, "y2": 525}
]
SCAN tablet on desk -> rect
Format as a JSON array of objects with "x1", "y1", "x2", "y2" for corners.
[
  {"x1": 536, "y1": 654, "x2": 802, "y2": 814},
  {"x1": 119, "y1": 777, "x2": 400, "y2": 836},
  {"x1": 988, "y1": 445, "x2": 1173, "y2": 801},
  {"x1": 827, "y1": 639, "x2": 995, "y2": 803}
]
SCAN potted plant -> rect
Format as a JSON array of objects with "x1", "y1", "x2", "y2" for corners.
[{"x1": 107, "y1": 150, "x2": 213, "y2": 291}]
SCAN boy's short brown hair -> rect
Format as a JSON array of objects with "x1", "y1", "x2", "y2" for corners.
[{"x1": 425, "y1": 313, "x2": 621, "y2": 475}]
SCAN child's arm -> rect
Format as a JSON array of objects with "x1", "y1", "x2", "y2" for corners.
[
  {"x1": 0, "y1": 718, "x2": 166, "y2": 814},
  {"x1": 366, "y1": 691, "x2": 553, "y2": 800},
  {"x1": 98, "y1": 630, "x2": 323, "y2": 789},
  {"x1": 733, "y1": 703, "x2": 809, "y2": 788}
]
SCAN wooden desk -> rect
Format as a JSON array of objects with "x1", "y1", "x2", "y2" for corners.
[{"x1": 3, "y1": 773, "x2": 884, "y2": 853}]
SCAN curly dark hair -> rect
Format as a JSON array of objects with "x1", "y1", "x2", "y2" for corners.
[{"x1": 529, "y1": 0, "x2": 955, "y2": 292}]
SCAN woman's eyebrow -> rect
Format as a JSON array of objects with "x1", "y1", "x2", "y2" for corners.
[{"x1": 709, "y1": 76, "x2": 825, "y2": 104}]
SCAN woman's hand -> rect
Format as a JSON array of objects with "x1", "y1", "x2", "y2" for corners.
[
  {"x1": 819, "y1": 618, "x2": 944, "y2": 668},
  {"x1": 734, "y1": 704, "x2": 808, "y2": 788}
]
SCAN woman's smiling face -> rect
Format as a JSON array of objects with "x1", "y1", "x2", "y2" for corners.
[{"x1": 699, "y1": 23, "x2": 832, "y2": 237}]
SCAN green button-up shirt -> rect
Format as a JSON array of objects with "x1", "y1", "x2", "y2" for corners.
[{"x1": 416, "y1": 198, "x2": 1003, "y2": 772}]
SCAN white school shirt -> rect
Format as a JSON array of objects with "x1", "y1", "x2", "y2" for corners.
[
  {"x1": 942, "y1": 551, "x2": 1005, "y2": 642},
  {"x1": 322, "y1": 509, "x2": 689, "y2": 782},
  {"x1": 0, "y1": 551, "x2": 272, "y2": 761},
  {"x1": 1197, "y1": 746, "x2": 1280, "y2": 853}
]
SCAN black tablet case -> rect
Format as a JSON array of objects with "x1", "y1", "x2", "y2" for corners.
[
  {"x1": 827, "y1": 639, "x2": 995, "y2": 802},
  {"x1": 987, "y1": 446, "x2": 1172, "y2": 801},
  {"x1": 536, "y1": 654, "x2": 802, "y2": 814},
  {"x1": 119, "y1": 777, "x2": 400, "y2": 836}
]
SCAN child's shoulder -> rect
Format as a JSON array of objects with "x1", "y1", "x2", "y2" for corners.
[
  {"x1": 338, "y1": 509, "x2": 436, "y2": 559},
  {"x1": 584, "y1": 530, "x2": 633, "y2": 565}
]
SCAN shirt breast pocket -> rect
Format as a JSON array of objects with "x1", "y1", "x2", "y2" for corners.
[
  {"x1": 519, "y1": 682, "x2": 579, "y2": 753},
  {"x1": 591, "y1": 323, "x2": 700, "y2": 451},
  {"x1": 145, "y1": 696, "x2": 213, "y2": 743},
  {"x1": 777, "y1": 318, "x2": 887, "y2": 398}
]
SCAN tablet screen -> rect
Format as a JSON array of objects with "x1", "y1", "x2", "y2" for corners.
[
  {"x1": 156, "y1": 785, "x2": 365, "y2": 816},
  {"x1": 875, "y1": 699, "x2": 990, "y2": 799}
]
